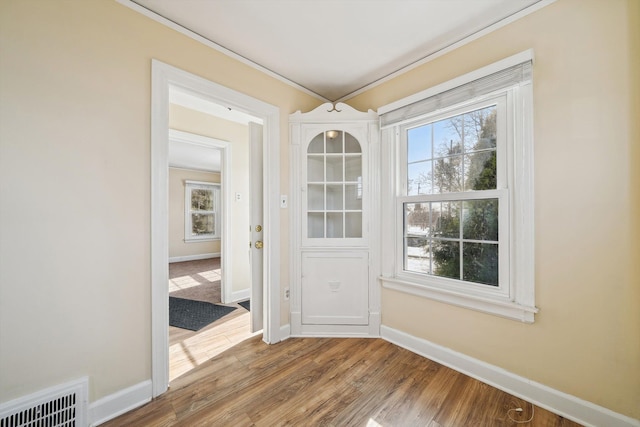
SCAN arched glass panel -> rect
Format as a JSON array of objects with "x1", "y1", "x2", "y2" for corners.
[{"x1": 307, "y1": 131, "x2": 362, "y2": 238}]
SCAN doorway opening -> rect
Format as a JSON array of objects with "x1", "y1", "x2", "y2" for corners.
[
  {"x1": 166, "y1": 120, "x2": 257, "y2": 382},
  {"x1": 151, "y1": 60, "x2": 281, "y2": 398}
]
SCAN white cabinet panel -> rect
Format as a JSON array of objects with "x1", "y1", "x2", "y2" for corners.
[{"x1": 301, "y1": 252, "x2": 368, "y2": 325}]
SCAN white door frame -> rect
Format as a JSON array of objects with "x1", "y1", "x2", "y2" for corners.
[{"x1": 151, "y1": 59, "x2": 281, "y2": 398}]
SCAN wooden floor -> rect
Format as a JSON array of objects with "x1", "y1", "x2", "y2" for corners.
[
  {"x1": 168, "y1": 259, "x2": 255, "y2": 382},
  {"x1": 103, "y1": 336, "x2": 582, "y2": 427}
]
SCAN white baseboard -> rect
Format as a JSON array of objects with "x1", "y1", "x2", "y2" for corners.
[
  {"x1": 89, "y1": 380, "x2": 152, "y2": 426},
  {"x1": 168, "y1": 252, "x2": 220, "y2": 263},
  {"x1": 228, "y1": 288, "x2": 250, "y2": 303},
  {"x1": 279, "y1": 324, "x2": 291, "y2": 342},
  {"x1": 381, "y1": 325, "x2": 639, "y2": 427}
]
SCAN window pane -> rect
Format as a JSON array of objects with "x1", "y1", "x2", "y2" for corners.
[
  {"x1": 191, "y1": 189, "x2": 213, "y2": 211},
  {"x1": 433, "y1": 155, "x2": 462, "y2": 193},
  {"x1": 191, "y1": 213, "x2": 214, "y2": 235},
  {"x1": 432, "y1": 201, "x2": 460, "y2": 238},
  {"x1": 464, "y1": 150, "x2": 496, "y2": 191},
  {"x1": 408, "y1": 161, "x2": 432, "y2": 195},
  {"x1": 463, "y1": 242, "x2": 498, "y2": 286},
  {"x1": 464, "y1": 106, "x2": 497, "y2": 152},
  {"x1": 407, "y1": 124, "x2": 432, "y2": 163},
  {"x1": 432, "y1": 240, "x2": 460, "y2": 280},
  {"x1": 405, "y1": 237, "x2": 430, "y2": 274},
  {"x1": 433, "y1": 116, "x2": 462, "y2": 157},
  {"x1": 463, "y1": 199, "x2": 499, "y2": 241},
  {"x1": 405, "y1": 202, "x2": 430, "y2": 237}
]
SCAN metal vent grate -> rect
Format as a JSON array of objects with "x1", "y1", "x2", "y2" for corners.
[{"x1": 0, "y1": 378, "x2": 87, "y2": 427}]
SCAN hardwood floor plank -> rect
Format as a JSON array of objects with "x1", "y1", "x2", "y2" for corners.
[{"x1": 101, "y1": 337, "x2": 584, "y2": 427}]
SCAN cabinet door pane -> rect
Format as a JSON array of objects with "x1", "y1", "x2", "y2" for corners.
[
  {"x1": 345, "y1": 184, "x2": 362, "y2": 210},
  {"x1": 345, "y1": 156, "x2": 361, "y2": 181},
  {"x1": 326, "y1": 131, "x2": 343, "y2": 153},
  {"x1": 345, "y1": 133, "x2": 361, "y2": 153},
  {"x1": 307, "y1": 184, "x2": 324, "y2": 210},
  {"x1": 308, "y1": 134, "x2": 324, "y2": 153},
  {"x1": 345, "y1": 212, "x2": 362, "y2": 238},
  {"x1": 307, "y1": 156, "x2": 324, "y2": 182},
  {"x1": 327, "y1": 212, "x2": 344, "y2": 238},
  {"x1": 326, "y1": 156, "x2": 344, "y2": 182},
  {"x1": 308, "y1": 212, "x2": 324, "y2": 238},
  {"x1": 326, "y1": 184, "x2": 343, "y2": 210}
]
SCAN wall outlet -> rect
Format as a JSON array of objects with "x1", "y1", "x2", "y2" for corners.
[{"x1": 284, "y1": 287, "x2": 290, "y2": 300}]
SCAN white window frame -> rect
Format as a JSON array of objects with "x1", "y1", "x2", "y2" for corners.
[
  {"x1": 184, "y1": 180, "x2": 221, "y2": 242},
  {"x1": 378, "y1": 51, "x2": 538, "y2": 323}
]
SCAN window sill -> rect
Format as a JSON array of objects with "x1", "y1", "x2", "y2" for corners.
[{"x1": 380, "y1": 276, "x2": 538, "y2": 323}]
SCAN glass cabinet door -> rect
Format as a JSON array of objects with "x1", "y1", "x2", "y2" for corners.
[{"x1": 307, "y1": 130, "x2": 363, "y2": 240}]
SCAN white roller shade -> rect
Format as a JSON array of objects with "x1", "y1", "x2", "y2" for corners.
[{"x1": 381, "y1": 60, "x2": 532, "y2": 128}]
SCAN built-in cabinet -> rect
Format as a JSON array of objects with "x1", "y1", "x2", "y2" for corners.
[{"x1": 290, "y1": 103, "x2": 380, "y2": 336}]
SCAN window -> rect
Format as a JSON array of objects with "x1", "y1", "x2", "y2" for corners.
[
  {"x1": 184, "y1": 181, "x2": 220, "y2": 241},
  {"x1": 402, "y1": 99, "x2": 507, "y2": 289},
  {"x1": 379, "y1": 52, "x2": 537, "y2": 322}
]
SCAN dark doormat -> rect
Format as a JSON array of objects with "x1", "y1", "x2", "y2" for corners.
[
  {"x1": 238, "y1": 299, "x2": 250, "y2": 311},
  {"x1": 169, "y1": 296, "x2": 237, "y2": 331}
]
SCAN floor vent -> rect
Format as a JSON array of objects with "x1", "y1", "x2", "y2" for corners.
[{"x1": 0, "y1": 378, "x2": 88, "y2": 427}]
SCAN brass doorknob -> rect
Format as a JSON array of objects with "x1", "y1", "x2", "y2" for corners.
[
  {"x1": 255, "y1": 225, "x2": 262, "y2": 232},
  {"x1": 255, "y1": 241, "x2": 263, "y2": 249}
]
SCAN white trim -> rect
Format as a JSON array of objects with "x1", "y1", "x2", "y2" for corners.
[
  {"x1": 229, "y1": 288, "x2": 250, "y2": 303},
  {"x1": 381, "y1": 276, "x2": 537, "y2": 323},
  {"x1": 89, "y1": 380, "x2": 152, "y2": 427},
  {"x1": 279, "y1": 324, "x2": 291, "y2": 341},
  {"x1": 339, "y1": 2, "x2": 552, "y2": 102},
  {"x1": 151, "y1": 59, "x2": 281, "y2": 398},
  {"x1": 377, "y1": 50, "x2": 534, "y2": 116},
  {"x1": 168, "y1": 252, "x2": 220, "y2": 263},
  {"x1": 115, "y1": 0, "x2": 328, "y2": 103},
  {"x1": 380, "y1": 326, "x2": 640, "y2": 427},
  {"x1": 151, "y1": 60, "x2": 170, "y2": 398}
]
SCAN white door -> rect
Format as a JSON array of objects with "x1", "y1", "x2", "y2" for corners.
[{"x1": 249, "y1": 122, "x2": 264, "y2": 332}]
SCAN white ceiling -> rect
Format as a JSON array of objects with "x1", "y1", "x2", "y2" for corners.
[{"x1": 128, "y1": 0, "x2": 546, "y2": 101}]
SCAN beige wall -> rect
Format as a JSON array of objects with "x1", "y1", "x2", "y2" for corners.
[
  {"x1": 348, "y1": 0, "x2": 639, "y2": 419},
  {"x1": 0, "y1": 0, "x2": 319, "y2": 404},
  {"x1": 170, "y1": 105, "x2": 251, "y2": 294},
  {"x1": 1, "y1": 0, "x2": 638, "y2": 421},
  {"x1": 168, "y1": 167, "x2": 221, "y2": 259}
]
